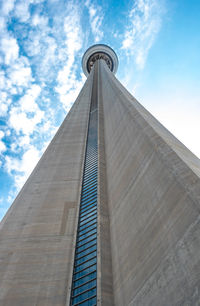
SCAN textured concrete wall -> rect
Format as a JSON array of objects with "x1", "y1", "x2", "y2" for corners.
[
  {"x1": 0, "y1": 72, "x2": 93, "y2": 305},
  {"x1": 100, "y1": 60, "x2": 200, "y2": 306}
]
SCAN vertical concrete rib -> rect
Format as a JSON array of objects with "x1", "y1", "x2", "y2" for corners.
[{"x1": 97, "y1": 59, "x2": 114, "y2": 305}]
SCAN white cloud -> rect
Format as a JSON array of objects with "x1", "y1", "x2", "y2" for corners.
[
  {"x1": 25, "y1": 32, "x2": 43, "y2": 57},
  {"x1": 9, "y1": 107, "x2": 44, "y2": 135},
  {"x1": 14, "y1": 1, "x2": 30, "y2": 22},
  {"x1": 56, "y1": 68, "x2": 85, "y2": 110},
  {"x1": 0, "y1": 17, "x2": 6, "y2": 33},
  {"x1": 38, "y1": 36, "x2": 57, "y2": 76},
  {"x1": 25, "y1": 15, "x2": 50, "y2": 58},
  {"x1": 0, "y1": 130, "x2": 6, "y2": 154},
  {"x1": 5, "y1": 145, "x2": 41, "y2": 189},
  {"x1": 55, "y1": 6, "x2": 85, "y2": 110},
  {"x1": 1, "y1": 36, "x2": 19, "y2": 65},
  {"x1": 0, "y1": 131, "x2": 5, "y2": 139},
  {"x1": 0, "y1": 141, "x2": 6, "y2": 153},
  {"x1": 9, "y1": 111, "x2": 36, "y2": 134},
  {"x1": 0, "y1": 90, "x2": 11, "y2": 116},
  {"x1": 0, "y1": 103, "x2": 9, "y2": 116},
  {"x1": 19, "y1": 84, "x2": 41, "y2": 112},
  {"x1": 64, "y1": 12, "x2": 82, "y2": 57},
  {"x1": 7, "y1": 57, "x2": 33, "y2": 88},
  {"x1": 1, "y1": 0, "x2": 15, "y2": 16},
  {"x1": 32, "y1": 14, "x2": 48, "y2": 27},
  {"x1": 12, "y1": 135, "x2": 31, "y2": 150},
  {"x1": 25, "y1": 28, "x2": 58, "y2": 80},
  {"x1": 5, "y1": 130, "x2": 11, "y2": 137},
  {"x1": 29, "y1": 0, "x2": 45, "y2": 3},
  {"x1": 85, "y1": 0, "x2": 103, "y2": 42},
  {"x1": 8, "y1": 84, "x2": 43, "y2": 135},
  {"x1": 0, "y1": 71, "x2": 6, "y2": 89},
  {"x1": 0, "y1": 0, "x2": 88, "y2": 217},
  {"x1": 122, "y1": 0, "x2": 164, "y2": 69}
]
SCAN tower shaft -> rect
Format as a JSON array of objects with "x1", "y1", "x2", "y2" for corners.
[{"x1": 0, "y1": 54, "x2": 200, "y2": 305}]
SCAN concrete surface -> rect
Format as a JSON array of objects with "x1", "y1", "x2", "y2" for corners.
[{"x1": 100, "y1": 60, "x2": 200, "y2": 306}]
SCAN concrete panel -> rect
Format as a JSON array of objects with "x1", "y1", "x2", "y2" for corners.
[{"x1": 100, "y1": 60, "x2": 200, "y2": 305}]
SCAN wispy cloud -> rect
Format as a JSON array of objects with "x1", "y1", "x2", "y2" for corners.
[
  {"x1": 14, "y1": 0, "x2": 30, "y2": 22},
  {"x1": 8, "y1": 84, "x2": 43, "y2": 136},
  {"x1": 0, "y1": 0, "x2": 87, "y2": 203},
  {"x1": 122, "y1": 0, "x2": 165, "y2": 69},
  {"x1": 5, "y1": 145, "x2": 41, "y2": 189},
  {"x1": 85, "y1": 0, "x2": 103, "y2": 42},
  {"x1": 0, "y1": 131, "x2": 6, "y2": 154},
  {"x1": 1, "y1": 36, "x2": 19, "y2": 65},
  {"x1": 1, "y1": 0, "x2": 15, "y2": 16},
  {"x1": 7, "y1": 57, "x2": 33, "y2": 90},
  {"x1": 55, "y1": 4, "x2": 85, "y2": 111}
]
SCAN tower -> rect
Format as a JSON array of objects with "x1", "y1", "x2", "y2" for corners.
[{"x1": 0, "y1": 44, "x2": 200, "y2": 305}]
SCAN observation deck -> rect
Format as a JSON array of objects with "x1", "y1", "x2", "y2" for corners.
[{"x1": 82, "y1": 44, "x2": 118, "y2": 76}]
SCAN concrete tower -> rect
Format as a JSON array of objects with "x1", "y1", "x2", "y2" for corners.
[{"x1": 0, "y1": 44, "x2": 200, "y2": 306}]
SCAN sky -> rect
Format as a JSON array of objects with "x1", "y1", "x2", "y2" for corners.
[{"x1": 0, "y1": 0, "x2": 200, "y2": 220}]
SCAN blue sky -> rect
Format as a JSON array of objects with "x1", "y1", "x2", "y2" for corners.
[{"x1": 0, "y1": 0, "x2": 200, "y2": 220}]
